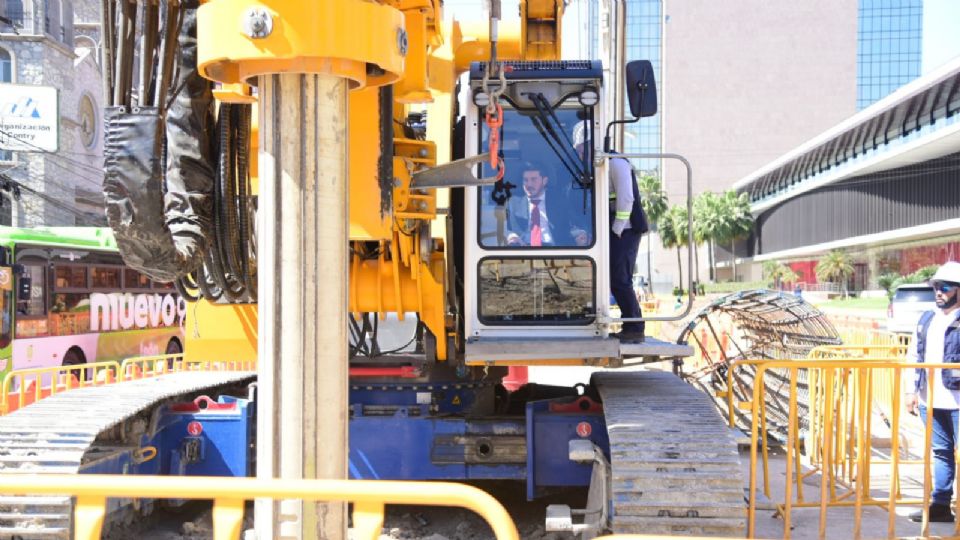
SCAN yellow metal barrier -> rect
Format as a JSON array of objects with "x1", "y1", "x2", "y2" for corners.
[
  {"x1": 0, "y1": 360, "x2": 122, "y2": 415},
  {"x1": 0, "y1": 474, "x2": 519, "y2": 540},
  {"x1": 739, "y1": 359, "x2": 960, "y2": 539},
  {"x1": 119, "y1": 354, "x2": 256, "y2": 380},
  {"x1": 1, "y1": 354, "x2": 257, "y2": 416},
  {"x1": 808, "y1": 344, "x2": 908, "y2": 359},
  {"x1": 836, "y1": 327, "x2": 904, "y2": 347}
]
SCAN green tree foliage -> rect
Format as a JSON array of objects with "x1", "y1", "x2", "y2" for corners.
[
  {"x1": 693, "y1": 192, "x2": 724, "y2": 281},
  {"x1": 637, "y1": 174, "x2": 668, "y2": 290},
  {"x1": 699, "y1": 190, "x2": 754, "y2": 282},
  {"x1": 659, "y1": 204, "x2": 689, "y2": 291},
  {"x1": 762, "y1": 260, "x2": 799, "y2": 289},
  {"x1": 883, "y1": 265, "x2": 940, "y2": 299},
  {"x1": 815, "y1": 250, "x2": 855, "y2": 297}
]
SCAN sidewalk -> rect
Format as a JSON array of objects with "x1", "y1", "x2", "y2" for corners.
[{"x1": 748, "y1": 411, "x2": 954, "y2": 539}]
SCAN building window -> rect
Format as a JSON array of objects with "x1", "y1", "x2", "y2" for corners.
[
  {"x1": 857, "y1": 0, "x2": 922, "y2": 109},
  {"x1": 43, "y1": 0, "x2": 60, "y2": 39},
  {"x1": 0, "y1": 48, "x2": 12, "y2": 162},
  {"x1": 0, "y1": 47, "x2": 10, "y2": 82},
  {"x1": 3, "y1": 0, "x2": 24, "y2": 28},
  {"x1": 623, "y1": 0, "x2": 662, "y2": 174}
]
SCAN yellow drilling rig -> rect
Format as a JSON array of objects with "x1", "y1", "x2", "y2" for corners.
[{"x1": 0, "y1": 1, "x2": 745, "y2": 539}]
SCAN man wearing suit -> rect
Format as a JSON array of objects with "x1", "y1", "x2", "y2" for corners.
[{"x1": 505, "y1": 161, "x2": 589, "y2": 247}]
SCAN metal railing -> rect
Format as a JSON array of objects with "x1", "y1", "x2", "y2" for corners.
[
  {"x1": 0, "y1": 360, "x2": 122, "y2": 415},
  {"x1": 599, "y1": 152, "x2": 695, "y2": 323},
  {"x1": 1, "y1": 354, "x2": 257, "y2": 415},
  {"x1": 730, "y1": 357, "x2": 960, "y2": 539},
  {"x1": 0, "y1": 475, "x2": 519, "y2": 540}
]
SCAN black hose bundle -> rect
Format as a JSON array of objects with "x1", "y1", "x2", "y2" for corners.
[{"x1": 101, "y1": 0, "x2": 255, "y2": 303}]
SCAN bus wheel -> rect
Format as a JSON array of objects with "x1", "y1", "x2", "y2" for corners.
[{"x1": 165, "y1": 339, "x2": 183, "y2": 369}]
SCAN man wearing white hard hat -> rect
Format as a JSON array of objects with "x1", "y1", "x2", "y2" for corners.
[
  {"x1": 572, "y1": 120, "x2": 649, "y2": 343},
  {"x1": 906, "y1": 261, "x2": 960, "y2": 523}
]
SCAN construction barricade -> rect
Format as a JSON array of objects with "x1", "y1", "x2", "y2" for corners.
[
  {"x1": 722, "y1": 355, "x2": 960, "y2": 539},
  {"x1": 1, "y1": 354, "x2": 256, "y2": 416},
  {"x1": 0, "y1": 474, "x2": 519, "y2": 540},
  {"x1": 0, "y1": 360, "x2": 122, "y2": 415}
]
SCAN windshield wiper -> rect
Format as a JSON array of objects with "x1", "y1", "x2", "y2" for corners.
[{"x1": 527, "y1": 93, "x2": 592, "y2": 188}]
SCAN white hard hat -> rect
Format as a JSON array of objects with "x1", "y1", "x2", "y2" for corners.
[
  {"x1": 571, "y1": 120, "x2": 591, "y2": 147},
  {"x1": 932, "y1": 261, "x2": 960, "y2": 284}
]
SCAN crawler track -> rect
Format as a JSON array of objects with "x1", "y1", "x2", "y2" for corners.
[
  {"x1": 594, "y1": 370, "x2": 746, "y2": 537},
  {"x1": 0, "y1": 371, "x2": 255, "y2": 539}
]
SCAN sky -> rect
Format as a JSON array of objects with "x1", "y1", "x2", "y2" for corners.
[
  {"x1": 441, "y1": 0, "x2": 960, "y2": 74},
  {"x1": 922, "y1": 0, "x2": 960, "y2": 74}
]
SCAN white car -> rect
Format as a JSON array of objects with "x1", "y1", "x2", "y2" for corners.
[{"x1": 887, "y1": 284, "x2": 936, "y2": 334}]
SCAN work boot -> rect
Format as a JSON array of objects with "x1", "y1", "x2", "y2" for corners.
[
  {"x1": 908, "y1": 503, "x2": 954, "y2": 523},
  {"x1": 610, "y1": 330, "x2": 645, "y2": 344}
]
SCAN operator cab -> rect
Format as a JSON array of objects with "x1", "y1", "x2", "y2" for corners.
[{"x1": 462, "y1": 60, "x2": 692, "y2": 366}]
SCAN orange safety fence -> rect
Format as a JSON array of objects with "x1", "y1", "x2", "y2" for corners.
[{"x1": 1, "y1": 354, "x2": 257, "y2": 416}]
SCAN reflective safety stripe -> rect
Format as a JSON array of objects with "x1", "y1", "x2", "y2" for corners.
[
  {"x1": 615, "y1": 211, "x2": 631, "y2": 219},
  {"x1": 609, "y1": 192, "x2": 617, "y2": 199}
]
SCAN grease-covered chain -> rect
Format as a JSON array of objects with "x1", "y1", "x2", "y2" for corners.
[{"x1": 483, "y1": 0, "x2": 506, "y2": 181}]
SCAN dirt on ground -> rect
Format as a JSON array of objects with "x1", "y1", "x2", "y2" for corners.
[{"x1": 135, "y1": 481, "x2": 583, "y2": 540}]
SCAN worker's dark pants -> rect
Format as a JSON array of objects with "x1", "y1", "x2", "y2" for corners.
[
  {"x1": 919, "y1": 406, "x2": 959, "y2": 505},
  {"x1": 610, "y1": 226, "x2": 643, "y2": 335}
]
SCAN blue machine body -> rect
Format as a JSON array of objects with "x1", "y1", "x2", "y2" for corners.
[
  {"x1": 80, "y1": 394, "x2": 254, "y2": 478},
  {"x1": 349, "y1": 382, "x2": 610, "y2": 500},
  {"x1": 80, "y1": 376, "x2": 607, "y2": 504}
]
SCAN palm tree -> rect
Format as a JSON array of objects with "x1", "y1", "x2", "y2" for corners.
[
  {"x1": 638, "y1": 174, "x2": 668, "y2": 290},
  {"x1": 693, "y1": 191, "x2": 723, "y2": 282},
  {"x1": 763, "y1": 260, "x2": 799, "y2": 290},
  {"x1": 659, "y1": 204, "x2": 689, "y2": 291},
  {"x1": 815, "y1": 250, "x2": 854, "y2": 298},
  {"x1": 716, "y1": 190, "x2": 754, "y2": 281}
]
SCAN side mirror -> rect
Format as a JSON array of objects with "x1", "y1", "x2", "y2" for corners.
[{"x1": 626, "y1": 60, "x2": 657, "y2": 118}]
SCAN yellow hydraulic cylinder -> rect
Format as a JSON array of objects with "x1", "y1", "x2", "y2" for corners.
[
  {"x1": 452, "y1": 20, "x2": 522, "y2": 73},
  {"x1": 197, "y1": 0, "x2": 404, "y2": 89},
  {"x1": 349, "y1": 241, "x2": 448, "y2": 361},
  {"x1": 395, "y1": 8, "x2": 432, "y2": 103},
  {"x1": 349, "y1": 87, "x2": 393, "y2": 241}
]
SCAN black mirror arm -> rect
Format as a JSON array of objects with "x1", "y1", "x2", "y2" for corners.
[{"x1": 603, "y1": 116, "x2": 640, "y2": 153}]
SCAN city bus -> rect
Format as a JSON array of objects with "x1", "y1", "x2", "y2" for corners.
[{"x1": 0, "y1": 227, "x2": 186, "y2": 382}]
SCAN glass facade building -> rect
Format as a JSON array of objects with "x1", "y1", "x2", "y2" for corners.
[
  {"x1": 857, "y1": 0, "x2": 922, "y2": 109},
  {"x1": 623, "y1": 0, "x2": 661, "y2": 174}
]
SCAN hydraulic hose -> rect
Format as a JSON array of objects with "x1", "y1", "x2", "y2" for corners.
[{"x1": 102, "y1": 0, "x2": 257, "y2": 303}]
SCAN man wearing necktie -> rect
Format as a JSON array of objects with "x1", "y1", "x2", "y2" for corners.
[{"x1": 505, "y1": 162, "x2": 588, "y2": 247}]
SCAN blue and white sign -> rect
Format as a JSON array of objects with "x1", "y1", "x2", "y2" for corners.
[{"x1": 0, "y1": 84, "x2": 59, "y2": 152}]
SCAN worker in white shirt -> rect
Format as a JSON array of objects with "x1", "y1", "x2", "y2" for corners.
[{"x1": 905, "y1": 261, "x2": 960, "y2": 523}]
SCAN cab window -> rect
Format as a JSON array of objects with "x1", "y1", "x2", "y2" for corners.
[{"x1": 478, "y1": 102, "x2": 595, "y2": 249}]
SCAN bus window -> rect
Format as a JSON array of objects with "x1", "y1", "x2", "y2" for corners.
[
  {"x1": 0, "y1": 267, "x2": 11, "y2": 349},
  {"x1": 0, "y1": 288, "x2": 10, "y2": 348},
  {"x1": 152, "y1": 279, "x2": 174, "y2": 290},
  {"x1": 17, "y1": 265, "x2": 46, "y2": 317},
  {"x1": 15, "y1": 264, "x2": 48, "y2": 338},
  {"x1": 49, "y1": 292, "x2": 90, "y2": 335},
  {"x1": 91, "y1": 267, "x2": 121, "y2": 289},
  {"x1": 124, "y1": 268, "x2": 151, "y2": 289},
  {"x1": 55, "y1": 265, "x2": 87, "y2": 290}
]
